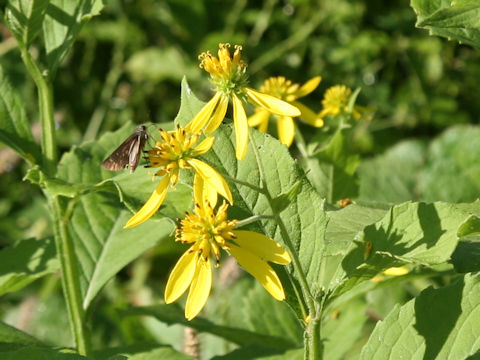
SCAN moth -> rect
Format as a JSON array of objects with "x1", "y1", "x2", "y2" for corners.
[{"x1": 102, "y1": 125, "x2": 149, "y2": 173}]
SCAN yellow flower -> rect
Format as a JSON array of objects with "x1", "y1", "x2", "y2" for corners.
[
  {"x1": 318, "y1": 85, "x2": 372, "y2": 121},
  {"x1": 186, "y1": 43, "x2": 301, "y2": 160},
  {"x1": 164, "y1": 188, "x2": 292, "y2": 320},
  {"x1": 248, "y1": 76, "x2": 323, "y2": 147},
  {"x1": 124, "y1": 126, "x2": 233, "y2": 229}
]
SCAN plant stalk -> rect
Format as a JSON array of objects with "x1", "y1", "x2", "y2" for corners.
[
  {"x1": 50, "y1": 196, "x2": 91, "y2": 356},
  {"x1": 21, "y1": 49, "x2": 57, "y2": 176}
]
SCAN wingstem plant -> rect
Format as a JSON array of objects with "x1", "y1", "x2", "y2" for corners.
[{"x1": 4, "y1": 1, "x2": 480, "y2": 360}]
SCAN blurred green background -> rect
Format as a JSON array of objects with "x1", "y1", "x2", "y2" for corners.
[{"x1": 1, "y1": 0, "x2": 479, "y2": 355}]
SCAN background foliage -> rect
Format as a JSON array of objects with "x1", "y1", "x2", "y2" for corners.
[{"x1": 2, "y1": 0, "x2": 480, "y2": 359}]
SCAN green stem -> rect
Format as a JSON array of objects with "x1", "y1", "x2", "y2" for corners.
[
  {"x1": 50, "y1": 196, "x2": 90, "y2": 356},
  {"x1": 249, "y1": 133, "x2": 322, "y2": 359},
  {"x1": 21, "y1": 49, "x2": 57, "y2": 176}
]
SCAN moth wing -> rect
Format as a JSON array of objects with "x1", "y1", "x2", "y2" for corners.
[
  {"x1": 127, "y1": 132, "x2": 148, "y2": 173},
  {"x1": 102, "y1": 131, "x2": 142, "y2": 171}
]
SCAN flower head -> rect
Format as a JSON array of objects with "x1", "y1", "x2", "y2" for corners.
[
  {"x1": 318, "y1": 85, "x2": 372, "y2": 121},
  {"x1": 186, "y1": 44, "x2": 301, "y2": 160},
  {"x1": 124, "y1": 125, "x2": 233, "y2": 229},
  {"x1": 165, "y1": 190, "x2": 292, "y2": 320},
  {"x1": 248, "y1": 76, "x2": 323, "y2": 147}
]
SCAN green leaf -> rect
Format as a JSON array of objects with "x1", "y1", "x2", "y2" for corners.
[
  {"x1": 420, "y1": 126, "x2": 480, "y2": 202},
  {"x1": 123, "y1": 304, "x2": 296, "y2": 350},
  {"x1": 57, "y1": 123, "x2": 175, "y2": 310},
  {"x1": 5, "y1": 0, "x2": 49, "y2": 49},
  {"x1": 358, "y1": 140, "x2": 427, "y2": 203},
  {"x1": 0, "y1": 321, "x2": 44, "y2": 346},
  {"x1": 0, "y1": 346, "x2": 93, "y2": 360},
  {"x1": 321, "y1": 203, "x2": 388, "y2": 291},
  {"x1": 412, "y1": 0, "x2": 480, "y2": 49},
  {"x1": 306, "y1": 125, "x2": 360, "y2": 203},
  {"x1": 360, "y1": 273, "x2": 480, "y2": 359},
  {"x1": 336, "y1": 202, "x2": 469, "y2": 295},
  {"x1": 0, "y1": 237, "x2": 58, "y2": 296},
  {"x1": 0, "y1": 65, "x2": 40, "y2": 163},
  {"x1": 42, "y1": 0, "x2": 103, "y2": 74}
]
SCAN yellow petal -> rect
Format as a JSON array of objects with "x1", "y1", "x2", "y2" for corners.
[
  {"x1": 188, "y1": 158, "x2": 233, "y2": 204},
  {"x1": 204, "y1": 95, "x2": 229, "y2": 133},
  {"x1": 232, "y1": 230, "x2": 292, "y2": 264},
  {"x1": 277, "y1": 116, "x2": 295, "y2": 147},
  {"x1": 294, "y1": 76, "x2": 322, "y2": 98},
  {"x1": 192, "y1": 136, "x2": 215, "y2": 156},
  {"x1": 186, "y1": 92, "x2": 222, "y2": 133},
  {"x1": 383, "y1": 266, "x2": 409, "y2": 276},
  {"x1": 193, "y1": 173, "x2": 217, "y2": 208},
  {"x1": 232, "y1": 93, "x2": 249, "y2": 160},
  {"x1": 124, "y1": 176, "x2": 170, "y2": 229},
  {"x1": 165, "y1": 248, "x2": 197, "y2": 303},
  {"x1": 185, "y1": 256, "x2": 212, "y2": 320},
  {"x1": 228, "y1": 244, "x2": 286, "y2": 301},
  {"x1": 247, "y1": 109, "x2": 270, "y2": 129},
  {"x1": 292, "y1": 101, "x2": 324, "y2": 128},
  {"x1": 245, "y1": 88, "x2": 300, "y2": 117}
]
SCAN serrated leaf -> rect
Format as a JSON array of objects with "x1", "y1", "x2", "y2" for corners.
[
  {"x1": 0, "y1": 65, "x2": 39, "y2": 163},
  {"x1": 0, "y1": 346, "x2": 93, "y2": 360},
  {"x1": 0, "y1": 237, "x2": 58, "y2": 296},
  {"x1": 360, "y1": 273, "x2": 480, "y2": 359},
  {"x1": 411, "y1": 0, "x2": 480, "y2": 48},
  {"x1": 321, "y1": 204, "x2": 388, "y2": 291},
  {"x1": 335, "y1": 202, "x2": 469, "y2": 296},
  {"x1": 358, "y1": 140, "x2": 427, "y2": 203},
  {"x1": 42, "y1": 0, "x2": 103, "y2": 74},
  {"x1": 0, "y1": 321, "x2": 44, "y2": 346},
  {"x1": 57, "y1": 123, "x2": 176, "y2": 310},
  {"x1": 123, "y1": 304, "x2": 296, "y2": 350},
  {"x1": 5, "y1": 0, "x2": 49, "y2": 49}
]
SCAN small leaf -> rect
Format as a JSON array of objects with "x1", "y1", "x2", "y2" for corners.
[
  {"x1": 5, "y1": 0, "x2": 49, "y2": 49},
  {"x1": 307, "y1": 125, "x2": 360, "y2": 202},
  {"x1": 42, "y1": 0, "x2": 103, "y2": 74},
  {"x1": 0, "y1": 65, "x2": 39, "y2": 163},
  {"x1": 0, "y1": 237, "x2": 59, "y2": 296},
  {"x1": 360, "y1": 273, "x2": 480, "y2": 360},
  {"x1": 270, "y1": 181, "x2": 302, "y2": 213}
]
